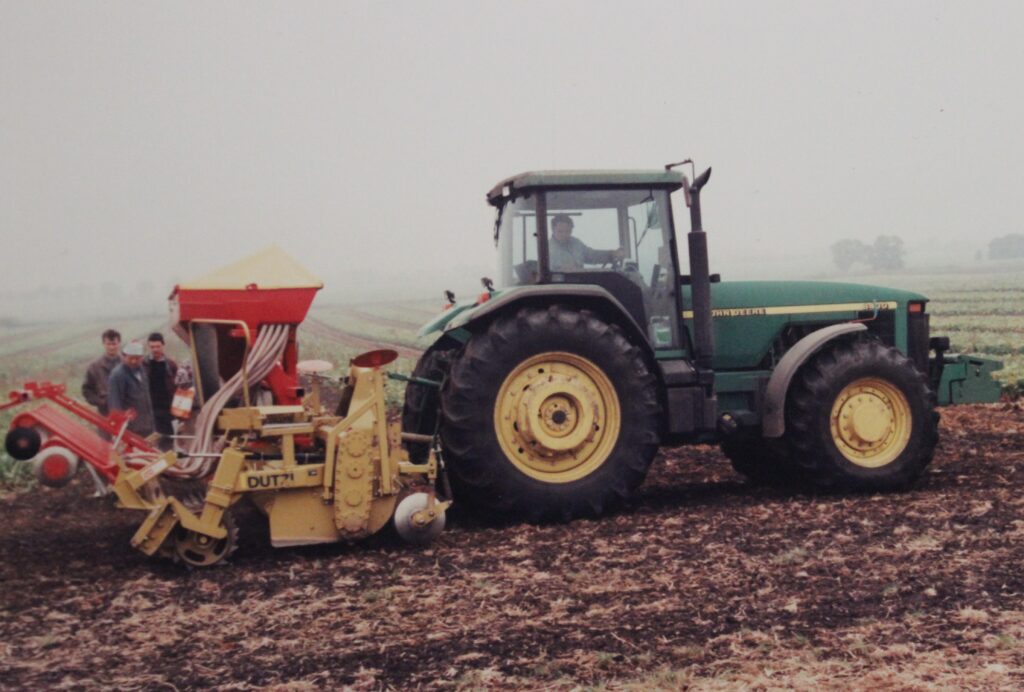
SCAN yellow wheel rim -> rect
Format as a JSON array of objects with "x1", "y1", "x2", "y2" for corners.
[
  {"x1": 830, "y1": 377, "x2": 912, "y2": 468},
  {"x1": 494, "y1": 352, "x2": 620, "y2": 483}
]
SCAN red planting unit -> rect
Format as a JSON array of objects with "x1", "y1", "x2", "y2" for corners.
[
  {"x1": 2, "y1": 382, "x2": 157, "y2": 484},
  {"x1": 168, "y1": 248, "x2": 322, "y2": 406}
]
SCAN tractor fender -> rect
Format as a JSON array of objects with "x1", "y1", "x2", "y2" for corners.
[
  {"x1": 762, "y1": 322, "x2": 868, "y2": 438},
  {"x1": 446, "y1": 285, "x2": 651, "y2": 353}
]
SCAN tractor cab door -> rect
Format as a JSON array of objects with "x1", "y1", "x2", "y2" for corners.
[
  {"x1": 544, "y1": 188, "x2": 684, "y2": 352},
  {"x1": 496, "y1": 187, "x2": 686, "y2": 353}
]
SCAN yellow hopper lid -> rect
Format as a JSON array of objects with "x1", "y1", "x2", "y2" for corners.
[{"x1": 179, "y1": 245, "x2": 324, "y2": 290}]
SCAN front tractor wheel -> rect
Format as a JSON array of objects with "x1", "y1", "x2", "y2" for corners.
[
  {"x1": 785, "y1": 338, "x2": 939, "y2": 490},
  {"x1": 440, "y1": 306, "x2": 660, "y2": 522}
]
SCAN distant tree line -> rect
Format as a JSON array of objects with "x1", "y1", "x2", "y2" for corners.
[
  {"x1": 989, "y1": 234, "x2": 1024, "y2": 260},
  {"x1": 830, "y1": 235, "x2": 906, "y2": 272}
]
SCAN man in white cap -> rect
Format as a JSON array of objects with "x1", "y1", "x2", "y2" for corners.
[{"x1": 107, "y1": 340, "x2": 155, "y2": 437}]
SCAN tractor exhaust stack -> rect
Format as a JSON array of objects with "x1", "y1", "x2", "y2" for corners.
[{"x1": 686, "y1": 167, "x2": 715, "y2": 370}]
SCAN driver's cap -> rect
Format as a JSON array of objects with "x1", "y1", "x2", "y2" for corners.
[{"x1": 551, "y1": 213, "x2": 573, "y2": 228}]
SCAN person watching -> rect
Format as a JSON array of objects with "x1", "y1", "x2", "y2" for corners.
[
  {"x1": 107, "y1": 340, "x2": 155, "y2": 437},
  {"x1": 548, "y1": 213, "x2": 625, "y2": 271},
  {"x1": 143, "y1": 332, "x2": 179, "y2": 449},
  {"x1": 82, "y1": 329, "x2": 121, "y2": 416}
]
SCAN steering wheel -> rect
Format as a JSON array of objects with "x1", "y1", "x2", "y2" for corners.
[{"x1": 601, "y1": 252, "x2": 625, "y2": 271}]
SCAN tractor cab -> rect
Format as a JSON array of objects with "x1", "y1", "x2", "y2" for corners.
[{"x1": 492, "y1": 171, "x2": 690, "y2": 351}]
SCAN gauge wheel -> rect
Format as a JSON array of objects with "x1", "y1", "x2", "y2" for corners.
[
  {"x1": 5, "y1": 426, "x2": 44, "y2": 461},
  {"x1": 440, "y1": 305, "x2": 660, "y2": 522},
  {"x1": 173, "y1": 511, "x2": 238, "y2": 568},
  {"x1": 785, "y1": 338, "x2": 938, "y2": 490}
]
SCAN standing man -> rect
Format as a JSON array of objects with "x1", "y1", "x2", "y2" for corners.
[
  {"x1": 108, "y1": 341, "x2": 155, "y2": 437},
  {"x1": 143, "y1": 332, "x2": 178, "y2": 445},
  {"x1": 82, "y1": 329, "x2": 121, "y2": 415}
]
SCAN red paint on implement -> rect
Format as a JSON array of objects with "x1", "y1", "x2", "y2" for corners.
[
  {"x1": 40, "y1": 453, "x2": 72, "y2": 483},
  {"x1": 352, "y1": 349, "x2": 398, "y2": 368},
  {"x1": 6, "y1": 382, "x2": 159, "y2": 483},
  {"x1": 172, "y1": 286, "x2": 319, "y2": 331}
]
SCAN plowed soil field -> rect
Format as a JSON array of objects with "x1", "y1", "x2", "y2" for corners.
[{"x1": 2, "y1": 404, "x2": 1023, "y2": 689}]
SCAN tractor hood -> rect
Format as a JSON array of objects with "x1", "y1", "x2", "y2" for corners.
[
  {"x1": 691, "y1": 280, "x2": 928, "y2": 315},
  {"x1": 684, "y1": 280, "x2": 929, "y2": 370}
]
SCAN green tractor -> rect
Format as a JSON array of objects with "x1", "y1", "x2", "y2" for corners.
[{"x1": 404, "y1": 164, "x2": 1002, "y2": 522}]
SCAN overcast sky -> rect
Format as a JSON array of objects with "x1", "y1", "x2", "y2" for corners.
[{"x1": 2, "y1": 1, "x2": 1023, "y2": 315}]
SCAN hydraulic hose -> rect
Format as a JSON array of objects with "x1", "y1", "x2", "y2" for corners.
[{"x1": 127, "y1": 324, "x2": 290, "y2": 480}]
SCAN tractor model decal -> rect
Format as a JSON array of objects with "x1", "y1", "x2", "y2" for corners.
[{"x1": 682, "y1": 301, "x2": 898, "y2": 319}]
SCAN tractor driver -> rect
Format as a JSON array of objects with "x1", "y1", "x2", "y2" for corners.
[{"x1": 548, "y1": 214, "x2": 625, "y2": 272}]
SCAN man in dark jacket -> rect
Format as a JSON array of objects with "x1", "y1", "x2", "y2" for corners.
[
  {"x1": 82, "y1": 329, "x2": 121, "y2": 415},
  {"x1": 143, "y1": 332, "x2": 179, "y2": 440},
  {"x1": 108, "y1": 341, "x2": 155, "y2": 437}
]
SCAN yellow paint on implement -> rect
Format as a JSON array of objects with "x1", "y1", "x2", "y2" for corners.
[
  {"x1": 681, "y1": 301, "x2": 898, "y2": 319},
  {"x1": 118, "y1": 354, "x2": 451, "y2": 565},
  {"x1": 494, "y1": 352, "x2": 620, "y2": 483},
  {"x1": 829, "y1": 377, "x2": 912, "y2": 468}
]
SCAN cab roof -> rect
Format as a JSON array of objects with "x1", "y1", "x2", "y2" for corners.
[{"x1": 487, "y1": 169, "x2": 686, "y2": 204}]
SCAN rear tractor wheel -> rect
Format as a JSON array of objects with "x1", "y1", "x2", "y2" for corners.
[
  {"x1": 439, "y1": 305, "x2": 660, "y2": 522},
  {"x1": 785, "y1": 338, "x2": 938, "y2": 490}
]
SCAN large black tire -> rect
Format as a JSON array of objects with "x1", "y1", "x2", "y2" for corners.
[
  {"x1": 784, "y1": 338, "x2": 939, "y2": 490},
  {"x1": 401, "y1": 342, "x2": 458, "y2": 464},
  {"x1": 440, "y1": 305, "x2": 660, "y2": 522}
]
